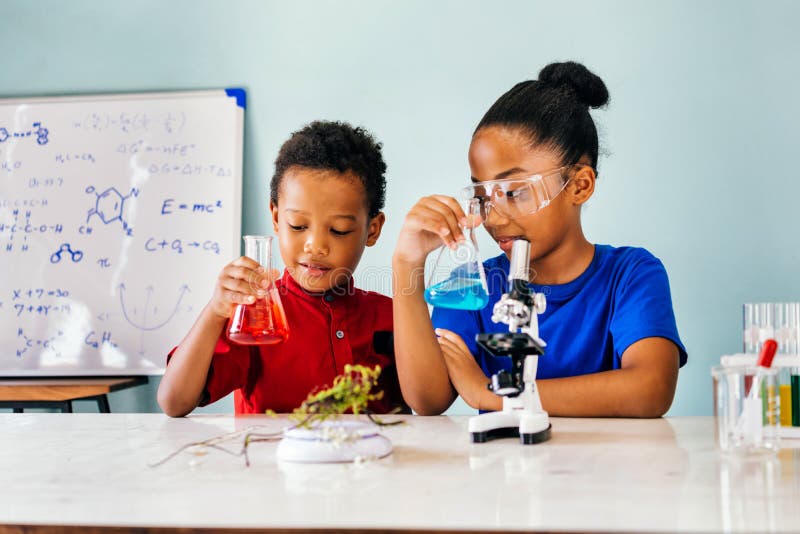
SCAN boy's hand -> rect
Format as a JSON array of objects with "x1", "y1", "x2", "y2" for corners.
[
  {"x1": 209, "y1": 256, "x2": 281, "y2": 319},
  {"x1": 394, "y1": 195, "x2": 477, "y2": 266},
  {"x1": 435, "y1": 328, "x2": 495, "y2": 410}
]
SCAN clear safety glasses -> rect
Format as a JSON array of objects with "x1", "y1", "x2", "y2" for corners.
[
  {"x1": 461, "y1": 165, "x2": 573, "y2": 221},
  {"x1": 460, "y1": 166, "x2": 573, "y2": 220}
]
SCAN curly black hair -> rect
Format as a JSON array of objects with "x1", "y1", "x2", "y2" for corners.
[{"x1": 270, "y1": 121, "x2": 387, "y2": 218}]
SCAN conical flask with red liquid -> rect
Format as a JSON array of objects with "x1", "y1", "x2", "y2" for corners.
[{"x1": 226, "y1": 235, "x2": 290, "y2": 345}]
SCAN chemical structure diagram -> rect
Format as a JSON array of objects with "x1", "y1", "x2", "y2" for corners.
[
  {"x1": 85, "y1": 185, "x2": 140, "y2": 236},
  {"x1": 0, "y1": 209, "x2": 64, "y2": 253},
  {"x1": 16, "y1": 327, "x2": 63, "y2": 358},
  {"x1": 0, "y1": 122, "x2": 49, "y2": 145},
  {"x1": 50, "y1": 243, "x2": 83, "y2": 264}
]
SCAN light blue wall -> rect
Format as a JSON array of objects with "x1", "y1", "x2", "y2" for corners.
[{"x1": 2, "y1": 0, "x2": 799, "y2": 416}]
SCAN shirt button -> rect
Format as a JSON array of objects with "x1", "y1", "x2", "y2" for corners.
[
  {"x1": 335, "y1": 330, "x2": 344, "y2": 339},
  {"x1": 324, "y1": 294, "x2": 335, "y2": 303}
]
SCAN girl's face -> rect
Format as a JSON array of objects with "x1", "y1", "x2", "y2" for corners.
[
  {"x1": 271, "y1": 166, "x2": 384, "y2": 293},
  {"x1": 468, "y1": 126, "x2": 591, "y2": 262}
]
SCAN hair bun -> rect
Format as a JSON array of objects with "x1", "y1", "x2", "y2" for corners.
[{"x1": 538, "y1": 61, "x2": 609, "y2": 108}]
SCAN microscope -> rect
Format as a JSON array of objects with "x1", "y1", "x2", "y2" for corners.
[{"x1": 468, "y1": 238, "x2": 551, "y2": 444}]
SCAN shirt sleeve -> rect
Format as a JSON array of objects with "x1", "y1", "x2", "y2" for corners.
[
  {"x1": 201, "y1": 338, "x2": 253, "y2": 406},
  {"x1": 610, "y1": 253, "x2": 688, "y2": 367},
  {"x1": 166, "y1": 337, "x2": 251, "y2": 407}
]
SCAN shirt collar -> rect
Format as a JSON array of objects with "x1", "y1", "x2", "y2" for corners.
[
  {"x1": 279, "y1": 269, "x2": 356, "y2": 305},
  {"x1": 495, "y1": 245, "x2": 601, "y2": 301}
]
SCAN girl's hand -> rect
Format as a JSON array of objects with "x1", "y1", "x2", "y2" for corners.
[
  {"x1": 393, "y1": 195, "x2": 469, "y2": 266},
  {"x1": 208, "y1": 256, "x2": 281, "y2": 319},
  {"x1": 435, "y1": 328, "x2": 495, "y2": 410}
]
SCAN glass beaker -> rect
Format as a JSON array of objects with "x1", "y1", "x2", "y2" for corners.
[
  {"x1": 226, "y1": 235, "x2": 290, "y2": 346},
  {"x1": 424, "y1": 198, "x2": 490, "y2": 310},
  {"x1": 711, "y1": 365, "x2": 780, "y2": 455}
]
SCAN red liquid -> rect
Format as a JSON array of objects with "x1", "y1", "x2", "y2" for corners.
[{"x1": 226, "y1": 295, "x2": 290, "y2": 346}]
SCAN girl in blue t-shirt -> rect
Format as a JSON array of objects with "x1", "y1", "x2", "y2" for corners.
[{"x1": 392, "y1": 61, "x2": 687, "y2": 417}]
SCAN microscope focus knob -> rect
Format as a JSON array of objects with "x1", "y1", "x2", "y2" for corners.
[
  {"x1": 533, "y1": 292, "x2": 547, "y2": 314},
  {"x1": 488, "y1": 371, "x2": 521, "y2": 396}
]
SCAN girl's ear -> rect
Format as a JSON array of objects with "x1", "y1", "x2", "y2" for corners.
[
  {"x1": 568, "y1": 165, "x2": 596, "y2": 206},
  {"x1": 365, "y1": 212, "x2": 386, "y2": 247},
  {"x1": 270, "y1": 200, "x2": 279, "y2": 232}
]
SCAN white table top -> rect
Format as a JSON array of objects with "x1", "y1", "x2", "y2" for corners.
[{"x1": 2, "y1": 414, "x2": 799, "y2": 533}]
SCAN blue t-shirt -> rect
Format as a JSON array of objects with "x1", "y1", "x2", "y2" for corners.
[{"x1": 431, "y1": 245, "x2": 687, "y2": 379}]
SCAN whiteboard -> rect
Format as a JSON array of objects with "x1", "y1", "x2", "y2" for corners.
[{"x1": 0, "y1": 90, "x2": 244, "y2": 376}]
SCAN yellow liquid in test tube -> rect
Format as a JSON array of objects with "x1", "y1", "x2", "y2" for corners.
[
  {"x1": 766, "y1": 384, "x2": 777, "y2": 426},
  {"x1": 780, "y1": 384, "x2": 793, "y2": 426}
]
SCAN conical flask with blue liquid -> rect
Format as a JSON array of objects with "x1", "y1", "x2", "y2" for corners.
[{"x1": 424, "y1": 198, "x2": 490, "y2": 310}]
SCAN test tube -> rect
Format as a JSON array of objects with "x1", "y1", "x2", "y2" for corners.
[
  {"x1": 765, "y1": 377, "x2": 777, "y2": 427},
  {"x1": 744, "y1": 303, "x2": 758, "y2": 353},
  {"x1": 779, "y1": 367, "x2": 792, "y2": 427},
  {"x1": 743, "y1": 303, "x2": 774, "y2": 354},
  {"x1": 775, "y1": 303, "x2": 793, "y2": 354},
  {"x1": 786, "y1": 303, "x2": 800, "y2": 355},
  {"x1": 792, "y1": 366, "x2": 800, "y2": 427}
]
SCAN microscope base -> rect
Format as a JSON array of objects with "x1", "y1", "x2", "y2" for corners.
[
  {"x1": 468, "y1": 410, "x2": 551, "y2": 445},
  {"x1": 521, "y1": 425, "x2": 551, "y2": 444}
]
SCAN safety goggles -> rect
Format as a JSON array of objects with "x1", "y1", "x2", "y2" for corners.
[{"x1": 460, "y1": 166, "x2": 572, "y2": 220}]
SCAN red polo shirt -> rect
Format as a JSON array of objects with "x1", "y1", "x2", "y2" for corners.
[{"x1": 182, "y1": 270, "x2": 405, "y2": 415}]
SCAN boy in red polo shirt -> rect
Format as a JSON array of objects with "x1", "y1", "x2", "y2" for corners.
[{"x1": 158, "y1": 121, "x2": 405, "y2": 416}]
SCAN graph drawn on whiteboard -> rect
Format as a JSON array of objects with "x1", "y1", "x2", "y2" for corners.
[
  {"x1": 0, "y1": 89, "x2": 244, "y2": 376},
  {"x1": 118, "y1": 283, "x2": 191, "y2": 355}
]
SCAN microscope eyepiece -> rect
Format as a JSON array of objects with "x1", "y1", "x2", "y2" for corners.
[{"x1": 508, "y1": 239, "x2": 531, "y2": 283}]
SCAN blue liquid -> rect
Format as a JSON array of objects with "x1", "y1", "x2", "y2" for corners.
[{"x1": 425, "y1": 277, "x2": 489, "y2": 310}]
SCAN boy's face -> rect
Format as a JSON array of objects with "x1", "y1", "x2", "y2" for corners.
[{"x1": 271, "y1": 166, "x2": 384, "y2": 293}]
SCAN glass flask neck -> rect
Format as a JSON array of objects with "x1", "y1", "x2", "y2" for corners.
[
  {"x1": 463, "y1": 197, "x2": 481, "y2": 241},
  {"x1": 243, "y1": 235, "x2": 272, "y2": 269},
  {"x1": 465, "y1": 197, "x2": 481, "y2": 217}
]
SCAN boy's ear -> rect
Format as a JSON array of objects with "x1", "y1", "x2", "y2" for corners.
[
  {"x1": 365, "y1": 212, "x2": 386, "y2": 247},
  {"x1": 569, "y1": 165, "x2": 596, "y2": 206},
  {"x1": 270, "y1": 200, "x2": 279, "y2": 232}
]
